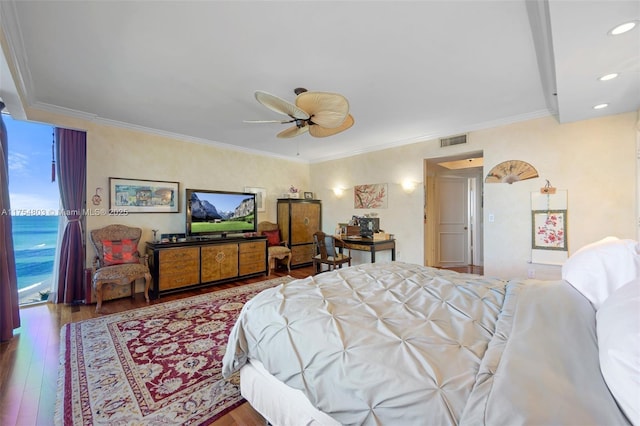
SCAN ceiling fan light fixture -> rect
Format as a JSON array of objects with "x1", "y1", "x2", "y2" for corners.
[
  {"x1": 598, "y1": 73, "x2": 618, "y2": 81},
  {"x1": 609, "y1": 20, "x2": 637, "y2": 35}
]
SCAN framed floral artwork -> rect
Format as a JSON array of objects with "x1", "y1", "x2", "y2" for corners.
[
  {"x1": 532, "y1": 210, "x2": 567, "y2": 250},
  {"x1": 354, "y1": 183, "x2": 388, "y2": 209}
]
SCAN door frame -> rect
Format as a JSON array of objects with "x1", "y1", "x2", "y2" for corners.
[{"x1": 424, "y1": 151, "x2": 484, "y2": 267}]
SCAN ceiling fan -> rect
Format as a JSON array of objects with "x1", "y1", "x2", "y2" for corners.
[{"x1": 244, "y1": 88, "x2": 354, "y2": 138}]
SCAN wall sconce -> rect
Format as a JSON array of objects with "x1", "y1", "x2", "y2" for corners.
[
  {"x1": 333, "y1": 187, "x2": 345, "y2": 198},
  {"x1": 401, "y1": 179, "x2": 418, "y2": 193}
]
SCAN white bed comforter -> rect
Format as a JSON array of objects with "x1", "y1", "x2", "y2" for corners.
[{"x1": 222, "y1": 262, "x2": 629, "y2": 425}]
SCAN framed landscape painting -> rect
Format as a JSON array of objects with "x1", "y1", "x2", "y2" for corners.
[{"x1": 109, "y1": 177, "x2": 179, "y2": 213}]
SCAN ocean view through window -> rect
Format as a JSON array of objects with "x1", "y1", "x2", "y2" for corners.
[{"x1": 4, "y1": 113, "x2": 61, "y2": 305}]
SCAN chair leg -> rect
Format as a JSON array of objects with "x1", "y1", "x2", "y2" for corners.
[
  {"x1": 95, "y1": 281, "x2": 103, "y2": 313},
  {"x1": 285, "y1": 254, "x2": 291, "y2": 273},
  {"x1": 144, "y1": 273, "x2": 151, "y2": 303}
]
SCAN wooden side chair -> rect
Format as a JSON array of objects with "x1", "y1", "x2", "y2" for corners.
[
  {"x1": 90, "y1": 224, "x2": 152, "y2": 312},
  {"x1": 257, "y1": 221, "x2": 291, "y2": 275},
  {"x1": 313, "y1": 231, "x2": 352, "y2": 275}
]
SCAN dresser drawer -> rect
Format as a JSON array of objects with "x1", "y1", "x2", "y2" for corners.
[
  {"x1": 158, "y1": 247, "x2": 200, "y2": 290},
  {"x1": 240, "y1": 261, "x2": 266, "y2": 275},
  {"x1": 160, "y1": 270, "x2": 200, "y2": 290},
  {"x1": 239, "y1": 250, "x2": 265, "y2": 263},
  {"x1": 240, "y1": 241, "x2": 266, "y2": 253},
  {"x1": 159, "y1": 247, "x2": 199, "y2": 267}
]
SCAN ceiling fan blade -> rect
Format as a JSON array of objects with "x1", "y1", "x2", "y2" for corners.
[
  {"x1": 277, "y1": 125, "x2": 309, "y2": 138},
  {"x1": 255, "y1": 91, "x2": 310, "y2": 120},
  {"x1": 243, "y1": 119, "x2": 293, "y2": 124},
  {"x1": 309, "y1": 114, "x2": 354, "y2": 138},
  {"x1": 296, "y1": 91, "x2": 349, "y2": 128}
]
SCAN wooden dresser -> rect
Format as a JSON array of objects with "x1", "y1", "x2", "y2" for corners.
[
  {"x1": 277, "y1": 198, "x2": 321, "y2": 267},
  {"x1": 146, "y1": 236, "x2": 267, "y2": 297}
]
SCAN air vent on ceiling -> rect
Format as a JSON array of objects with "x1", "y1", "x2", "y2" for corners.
[{"x1": 440, "y1": 134, "x2": 467, "y2": 147}]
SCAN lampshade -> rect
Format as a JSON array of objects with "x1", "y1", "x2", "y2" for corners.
[{"x1": 485, "y1": 160, "x2": 538, "y2": 184}]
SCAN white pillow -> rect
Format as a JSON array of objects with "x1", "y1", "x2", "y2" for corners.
[
  {"x1": 562, "y1": 237, "x2": 640, "y2": 309},
  {"x1": 596, "y1": 279, "x2": 640, "y2": 425}
]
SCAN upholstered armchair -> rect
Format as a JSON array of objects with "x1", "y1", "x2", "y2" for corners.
[
  {"x1": 90, "y1": 224, "x2": 152, "y2": 312},
  {"x1": 313, "y1": 231, "x2": 352, "y2": 274},
  {"x1": 257, "y1": 221, "x2": 291, "y2": 275}
]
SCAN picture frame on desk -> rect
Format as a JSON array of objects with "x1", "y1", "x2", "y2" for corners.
[{"x1": 304, "y1": 192, "x2": 313, "y2": 199}]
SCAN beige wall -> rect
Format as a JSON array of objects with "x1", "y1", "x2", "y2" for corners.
[
  {"x1": 28, "y1": 108, "x2": 638, "y2": 281},
  {"x1": 27, "y1": 109, "x2": 310, "y2": 265},
  {"x1": 312, "y1": 112, "x2": 639, "y2": 280}
]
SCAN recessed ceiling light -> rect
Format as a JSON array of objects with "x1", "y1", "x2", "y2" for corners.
[
  {"x1": 593, "y1": 103, "x2": 609, "y2": 110},
  {"x1": 609, "y1": 21, "x2": 637, "y2": 35},
  {"x1": 599, "y1": 73, "x2": 619, "y2": 81}
]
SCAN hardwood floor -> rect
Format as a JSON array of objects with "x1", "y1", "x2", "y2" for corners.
[
  {"x1": 0, "y1": 263, "x2": 480, "y2": 426},
  {"x1": 0, "y1": 265, "x2": 312, "y2": 426}
]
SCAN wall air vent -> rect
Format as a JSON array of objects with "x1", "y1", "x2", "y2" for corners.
[{"x1": 440, "y1": 134, "x2": 467, "y2": 147}]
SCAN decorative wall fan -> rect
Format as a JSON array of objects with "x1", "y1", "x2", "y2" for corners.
[
  {"x1": 244, "y1": 88, "x2": 354, "y2": 138},
  {"x1": 485, "y1": 160, "x2": 539, "y2": 184}
]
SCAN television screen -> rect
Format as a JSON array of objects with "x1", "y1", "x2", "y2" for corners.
[{"x1": 186, "y1": 189, "x2": 257, "y2": 237}]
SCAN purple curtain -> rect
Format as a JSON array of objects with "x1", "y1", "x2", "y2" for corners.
[
  {"x1": 0, "y1": 103, "x2": 20, "y2": 341},
  {"x1": 55, "y1": 128, "x2": 86, "y2": 304}
]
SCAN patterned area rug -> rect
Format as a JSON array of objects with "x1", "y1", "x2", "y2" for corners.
[{"x1": 55, "y1": 276, "x2": 293, "y2": 426}]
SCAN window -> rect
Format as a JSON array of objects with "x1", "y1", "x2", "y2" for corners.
[{"x1": 3, "y1": 113, "x2": 61, "y2": 304}]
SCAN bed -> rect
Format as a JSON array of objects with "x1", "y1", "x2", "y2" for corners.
[{"x1": 222, "y1": 237, "x2": 639, "y2": 425}]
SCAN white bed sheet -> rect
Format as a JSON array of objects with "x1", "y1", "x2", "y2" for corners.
[{"x1": 240, "y1": 359, "x2": 340, "y2": 426}]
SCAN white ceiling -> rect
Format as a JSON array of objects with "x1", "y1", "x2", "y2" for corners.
[{"x1": 1, "y1": 1, "x2": 638, "y2": 163}]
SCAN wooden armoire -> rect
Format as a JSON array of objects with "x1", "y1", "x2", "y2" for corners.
[{"x1": 277, "y1": 198, "x2": 322, "y2": 267}]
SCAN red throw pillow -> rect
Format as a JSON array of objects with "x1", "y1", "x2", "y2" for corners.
[
  {"x1": 102, "y1": 239, "x2": 138, "y2": 266},
  {"x1": 262, "y1": 230, "x2": 281, "y2": 247}
]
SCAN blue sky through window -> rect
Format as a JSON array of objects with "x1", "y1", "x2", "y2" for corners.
[{"x1": 3, "y1": 113, "x2": 60, "y2": 212}]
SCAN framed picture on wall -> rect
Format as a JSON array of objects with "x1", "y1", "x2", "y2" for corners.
[
  {"x1": 531, "y1": 209, "x2": 567, "y2": 250},
  {"x1": 244, "y1": 187, "x2": 266, "y2": 212},
  {"x1": 109, "y1": 177, "x2": 179, "y2": 213}
]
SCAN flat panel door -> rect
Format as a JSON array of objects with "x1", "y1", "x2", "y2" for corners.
[
  {"x1": 436, "y1": 176, "x2": 468, "y2": 267},
  {"x1": 290, "y1": 202, "x2": 320, "y2": 244},
  {"x1": 201, "y1": 244, "x2": 238, "y2": 282}
]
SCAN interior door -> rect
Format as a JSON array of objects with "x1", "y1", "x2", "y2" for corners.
[{"x1": 435, "y1": 176, "x2": 469, "y2": 267}]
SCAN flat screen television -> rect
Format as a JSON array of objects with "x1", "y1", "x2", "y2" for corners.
[{"x1": 186, "y1": 189, "x2": 257, "y2": 238}]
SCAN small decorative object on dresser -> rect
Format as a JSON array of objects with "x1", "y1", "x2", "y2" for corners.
[{"x1": 304, "y1": 192, "x2": 313, "y2": 199}]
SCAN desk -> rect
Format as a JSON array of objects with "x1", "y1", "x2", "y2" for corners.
[{"x1": 335, "y1": 237, "x2": 396, "y2": 263}]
